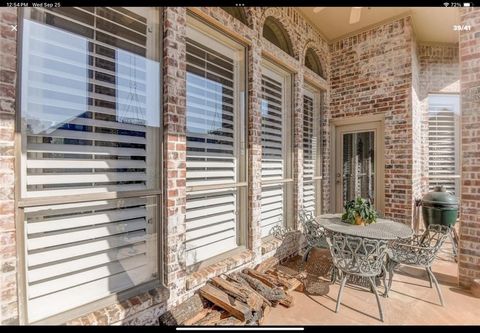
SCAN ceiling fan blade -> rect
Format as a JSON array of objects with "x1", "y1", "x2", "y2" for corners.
[
  {"x1": 313, "y1": 7, "x2": 326, "y2": 14},
  {"x1": 349, "y1": 7, "x2": 362, "y2": 24}
]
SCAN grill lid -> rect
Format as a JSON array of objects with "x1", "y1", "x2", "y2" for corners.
[{"x1": 422, "y1": 185, "x2": 458, "y2": 208}]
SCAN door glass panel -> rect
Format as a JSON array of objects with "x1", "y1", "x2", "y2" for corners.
[{"x1": 342, "y1": 131, "x2": 374, "y2": 206}]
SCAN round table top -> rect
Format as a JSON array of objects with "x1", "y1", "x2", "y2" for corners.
[{"x1": 315, "y1": 214, "x2": 413, "y2": 240}]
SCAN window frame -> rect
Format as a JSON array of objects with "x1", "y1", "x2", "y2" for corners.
[
  {"x1": 15, "y1": 7, "x2": 164, "y2": 324},
  {"x1": 303, "y1": 83, "x2": 323, "y2": 217},
  {"x1": 184, "y1": 13, "x2": 248, "y2": 269},
  {"x1": 260, "y1": 58, "x2": 294, "y2": 238}
]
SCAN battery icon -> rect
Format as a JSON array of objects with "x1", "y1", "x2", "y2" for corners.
[{"x1": 464, "y1": 2, "x2": 471, "y2": 6}]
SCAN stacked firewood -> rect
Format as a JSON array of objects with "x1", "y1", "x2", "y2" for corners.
[{"x1": 159, "y1": 259, "x2": 304, "y2": 326}]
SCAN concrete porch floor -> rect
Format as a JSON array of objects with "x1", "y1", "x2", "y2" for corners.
[{"x1": 263, "y1": 237, "x2": 480, "y2": 325}]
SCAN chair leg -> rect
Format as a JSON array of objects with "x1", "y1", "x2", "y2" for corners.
[
  {"x1": 452, "y1": 228, "x2": 459, "y2": 263},
  {"x1": 368, "y1": 277, "x2": 384, "y2": 322},
  {"x1": 425, "y1": 267, "x2": 433, "y2": 288},
  {"x1": 331, "y1": 266, "x2": 342, "y2": 284},
  {"x1": 303, "y1": 246, "x2": 312, "y2": 262},
  {"x1": 449, "y1": 229, "x2": 458, "y2": 262},
  {"x1": 335, "y1": 274, "x2": 348, "y2": 313},
  {"x1": 381, "y1": 265, "x2": 388, "y2": 298},
  {"x1": 426, "y1": 266, "x2": 444, "y2": 306},
  {"x1": 385, "y1": 261, "x2": 397, "y2": 297}
]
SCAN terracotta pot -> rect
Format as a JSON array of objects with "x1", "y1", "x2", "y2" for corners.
[{"x1": 355, "y1": 215, "x2": 365, "y2": 226}]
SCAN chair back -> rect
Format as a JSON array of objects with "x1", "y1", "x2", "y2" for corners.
[
  {"x1": 326, "y1": 232, "x2": 389, "y2": 277},
  {"x1": 421, "y1": 224, "x2": 451, "y2": 249},
  {"x1": 299, "y1": 210, "x2": 325, "y2": 248},
  {"x1": 389, "y1": 224, "x2": 451, "y2": 266}
]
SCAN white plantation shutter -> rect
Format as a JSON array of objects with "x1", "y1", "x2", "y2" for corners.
[
  {"x1": 24, "y1": 197, "x2": 157, "y2": 322},
  {"x1": 260, "y1": 184, "x2": 284, "y2": 238},
  {"x1": 20, "y1": 7, "x2": 161, "y2": 322},
  {"x1": 428, "y1": 95, "x2": 461, "y2": 196},
  {"x1": 302, "y1": 88, "x2": 321, "y2": 215},
  {"x1": 21, "y1": 7, "x2": 160, "y2": 198},
  {"x1": 260, "y1": 62, "x2": 292, "y2": 238},
  {"x1": 185, "y1": 18, "x2": 246, "y2": 266}
]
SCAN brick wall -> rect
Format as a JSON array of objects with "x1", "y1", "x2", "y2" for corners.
[
  {"x1": 330, "y1": 17, "x2": 415, "y2": 225},
  {"x1": 0, "y1": 7, "x2": 18, "y2": 325},
  {"x1": 458, "y1": 7, "x2": 480, "y2": 288}
]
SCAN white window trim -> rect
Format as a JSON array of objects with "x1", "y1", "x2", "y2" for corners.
[
  {"x1": 184, "y1": 14, "x2": 248, "y2": 268},
  {"x1": 260, "y1": 59, "x2": 294, "y2": 238}
]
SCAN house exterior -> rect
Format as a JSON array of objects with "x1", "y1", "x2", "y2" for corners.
[{"x1": 0, "y1": 6, "x2": 478, "y2": 325}]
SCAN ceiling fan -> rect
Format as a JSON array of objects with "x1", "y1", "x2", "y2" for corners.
[{"x1": 313, "y1": 7, "x2": 363, "y2": 24}]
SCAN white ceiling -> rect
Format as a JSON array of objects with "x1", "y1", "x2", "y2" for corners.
[{"x1": 298, "y1": 7, "x2": 461, "y2": 43}]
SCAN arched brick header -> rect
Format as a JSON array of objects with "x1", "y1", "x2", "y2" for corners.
[{"x1": 257, "y1": 8, "x2": 301, "y2": 60}]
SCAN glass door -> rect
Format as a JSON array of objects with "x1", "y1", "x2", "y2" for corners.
[
  {"x1": 334, "y1": 120, "x2": 384, "y2": 215},
  {"x1": 342, "y1": 131, "x2": 375, "y2": 205}
]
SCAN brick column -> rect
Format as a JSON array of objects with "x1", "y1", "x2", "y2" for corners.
[
  {"x1": 0, "y1": 8, "x2": 18, "y2": 325},
  {"x1": 458, "y1": 7, "x2": 480, "y2": 288},
  {"x1": 247, "y1": 39, "x2": 263, "y2": 259},
  {"x1": 162, "y1": 7, "x2": 188, "y2": 306},
  {"x1": 293, "y1": 71, "x2": 304, "y2": 227}
]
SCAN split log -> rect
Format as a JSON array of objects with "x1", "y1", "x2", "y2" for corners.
[
  {"x1": 159, "y1": 294, "x2": 206, "y2": 326},
  {"x1": 182, "y1": 308, "x2": 211, "y2": 326},
  {"x1": 247, "y1": 308, "x2": 263, "y2": 326},
  {"x1": 244, "y1": 268, "x2": 276, "y2": 288},
  {"x1": 199, "y1": 283, "x2": 252, "y2": 322},
  {"x1": 275, "y1": 264, "x2": 300, "y2": 277},
  {"x1": 255, "y1": 256, "x2": 280, "y2": 273},
  {"x1": 248, "y1": 268, "x2": 301, "y2": 293},
  {"x1": 278, "y1": 293, "x2": 294, "y2": 308},
  {"x1": 194, "y1": 309, "x2": 225, "y2": 326},
  {"x1": 259, "y1": 305, "x2": 270, "y2": 325},
  {"x1": 266, "y1": 269, "x2": 303, "y2": 292},
  {"x1": 234, "y1": 272, "x2": 286, "y2": 302},
  {"x1": 274, "y1": 264, "x2": 308, "y2": 282},
  {"x1": 210, "y1": 277, "x2": 263, "y2": 311},
  {"x1": 225, "y1": 274, "x2": 272, "y2": 307},
  {"x1": 215, "y1": 316, "x2": 246, "y2": 326}
]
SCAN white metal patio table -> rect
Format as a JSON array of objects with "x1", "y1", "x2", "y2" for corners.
[{"x1": 315, "y1": 213, "x2": 414, "y2": 240}]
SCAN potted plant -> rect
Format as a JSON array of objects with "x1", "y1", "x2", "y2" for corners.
[{"x1": 342, "y1": 197, "x2": 378, "y2": 226}]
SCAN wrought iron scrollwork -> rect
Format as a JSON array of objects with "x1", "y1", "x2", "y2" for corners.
[
  {"x1": 270, "y1": 225, "x2": 294, "y2": 240},
  {"x1": 385, "y1": 224, "x2": 450, "y2": 305},
  {"x1": 325, "y1": 231, "x2": 389, "y2": 322},
  {"x1": 326, "y1": 233, "x2": 389, "y2": 277}
]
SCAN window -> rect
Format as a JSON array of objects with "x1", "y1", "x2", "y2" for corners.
[
  {"x1": 20, "y1": 7, "x2": 161, "y2": 322},
  {"x1": 262, "y1": 17, "x2": 294, "y2": 57},
  {"x1": 185, "y1": 16, "x2": 247, "y2": 266},
  {"x1": 260, "y1": 60, "x2": 293, "y2": 238},
  {"x1": 304, "y1": 48, "x2": 324, "y2": 79},
  {"x1": 428, "y1": 94, "x2": 461, "y2": 197},
  {"x1": 303, "y1": 85, "x2": 322, "y2": 216}
]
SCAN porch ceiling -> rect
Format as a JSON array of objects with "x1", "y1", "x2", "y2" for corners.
[{"x1": 298, "y1": 7, "x2": 461, "y2": 44}]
